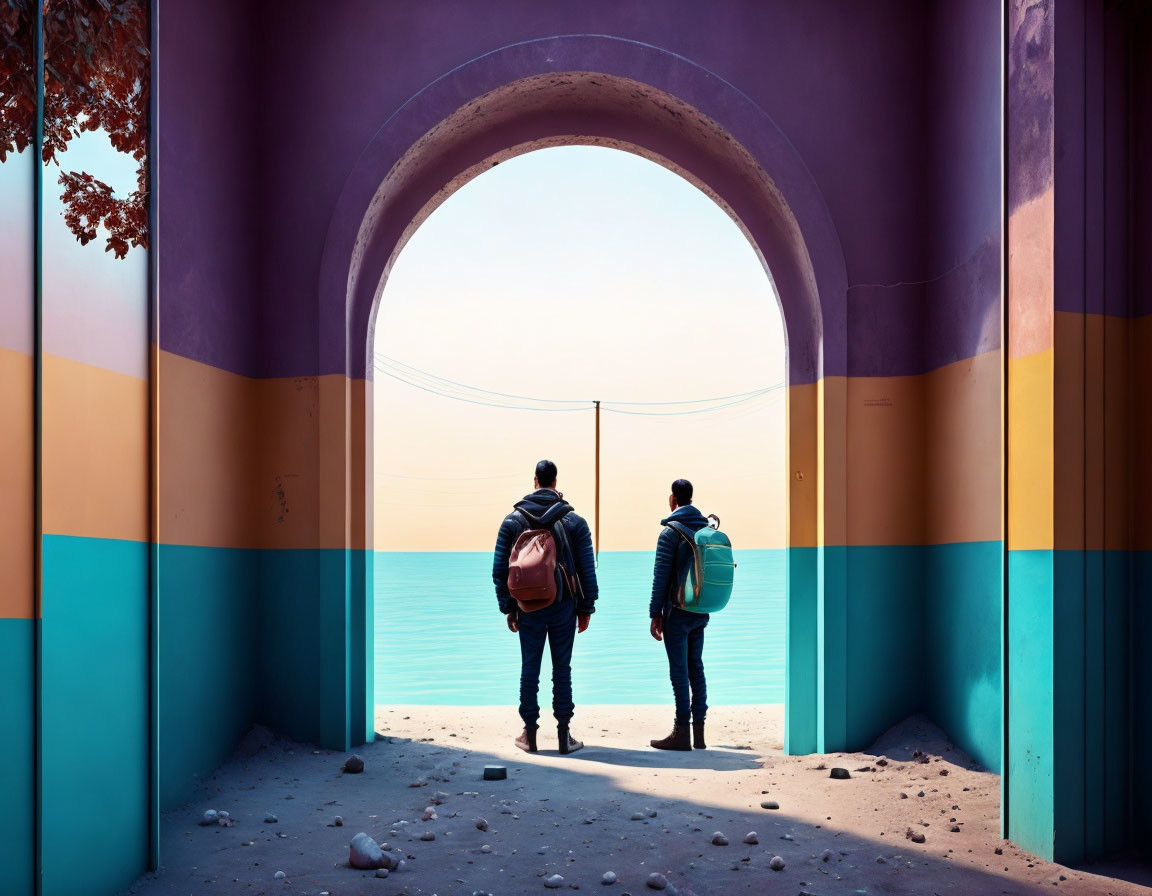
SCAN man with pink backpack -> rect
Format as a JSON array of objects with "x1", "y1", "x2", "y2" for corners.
[{"x1": 492, "y1": 460, "x2": 598, "y2": 755}]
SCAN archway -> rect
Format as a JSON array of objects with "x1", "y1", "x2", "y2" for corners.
[
  {"x1": 316, "y1": 36, "x2": 849, "y2": 754},
  {"x1": 369, "y1": 143, "x2": 789, "y2": 724}
]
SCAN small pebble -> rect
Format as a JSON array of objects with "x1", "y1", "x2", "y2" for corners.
[
  {"x1": 950, "y1": 825, "x2": 960, "y2": 832},
  {"x1": 375, "y1": 868, "x2": 389, "y2": 878},
  {"x1": 200, "y1": 810, "x2": 218, "y2": 826},
  {"x1": 761, "y1": 800, "x2": 780, "y2": 810},
  {"x1": 544, "y1": 874, "x2": 565, "y2": 888},
  {"x1": 769, "y1": 855, "x2": 785, "y2": 871},
  {"x1": 273, "y1": 871, "x2": 286, "y2": 880},
  {"x1": 821, "y1": 849, "x2": 833, "y2": 862},
  {"x1": 342, "y1": 754, "x2": 364, "y2": 774},
  {"x1": 646, "y1": 872, "x2": 668, "y2": 890},
  {"x1": 711, "y1": 832, "x2": 729, "y2": 846},
  {"x1": 264, "y1": 814, "x2": 278, "y2": 824},
  {"x1": 630, "y1": 812, "x2": 646, "y2": 821},
  {"x1": 910, "y1": 832, "x2": 926, "y2": 843},
  {"x1": 334, "y1": 815, "x2": 343, "y2": 826},
  {"x1": 601, "y1": 871, "x2": 617, "y2": 884},
  {"x1": 829, "y1": 768, "x2": 851, "y2": 780},
  {"x1": 743, "y1": 832, "x2": 759, "y2": 845},
  {"x1": 480, "y1": 845, "x2": 492, "y2": 854},
  {"x1": 476, "y1": 818, "x2": 489, "y2": 832},
  {"x1": 421, "y1": 831, "x2": 436, "y2": 841}
]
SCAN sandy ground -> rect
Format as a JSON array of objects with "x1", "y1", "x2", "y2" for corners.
[{"x1": 123, "y1": 705, "x2": 1151, "y2": 896}]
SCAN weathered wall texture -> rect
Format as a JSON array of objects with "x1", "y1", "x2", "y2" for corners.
[{"x1": 1007, "y1": 0, "x2": 1151, "y2": 863}]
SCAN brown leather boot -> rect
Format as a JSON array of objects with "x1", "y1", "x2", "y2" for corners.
[
  {"x1": 514, "y1": 727, "x2": 538, "y2": 753},
  {"x1": 692, "y1": 722, "x2": 706, "y2": 750},
  {"x1": 650, "y1": 724, "x2": 691, "y2": 751},
  {"x1": 558, "y1": 724, "x2": 583, "y2": 755}
]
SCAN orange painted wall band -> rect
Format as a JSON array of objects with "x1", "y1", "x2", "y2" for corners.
[
  {"x1": 41, "y1": 353, "x2": 148, "y2": 543},
  {"x1": 0, "y1": 346, "x2": 35, "y2": 618}
]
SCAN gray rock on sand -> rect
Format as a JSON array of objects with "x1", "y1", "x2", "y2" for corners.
[
  {"x1": 334, "y1": 815, "x2": 343, "y2": 826},
  {"x1": 264, "y1": 814, "x2": 278, "y2": 824},
  {"x1": 422, "y1": 807, "x2": 438, "y2": 820},
  {"x1": 646, "y1": 872, "x2": 668, "y2": 890},
  {"x1": 601, "y1": 871, "x2": 617, "y2": 884},
  {"x1": 646, "y1": 809, "x2": 658, "y2": 818},
  {"x1": 743, "y1": 832, "x2": 759, "y2": 844},
  {"x1": 910, "y1": 832, "x2": 926, "y2": 843},
  {"x1": 769, "y1": 855, "x2": 786, "y2": 870},
  {"x1": 375, "y1": 868, "x2": 389, "y2": 878},
  {"x1": 475, "y1": 818, "x2": 489, "y2": 831},
  {"x1": 342, "y1": 754, "x2": 364, "y2": 774},
  {"x1": 480, "y1": 845, "x2": 492, "y2": 854},
  {"x1": 420, "y1": 831, "x2": 436, "y2": 841},
  {"x1": 544, "y1": 874, "x2": 565, "y2": 888},
  {"x1": 630, "y1": 812, "x2": 647, "y2": 821},
  {"x1": 829, "y1": 767, "x2": 851, "y2": 779},
  {"x1": 200, "y1": 810, "x2": 218, "y2": 826},
  {"x1": 349, "y1": 832, "x2": 391, "y2": 870},
  {"x1": 821, "y1": 849, "x2": 833, "y2": 862},
  {"x1": 711, "y1": 832, "x2": 729, "y2": 846},
  {"x1": 760, "y1": 800, "x2": 779, "y2": 810},
  {"x1": 273, "y1": 870, "x2": 286, "y2": 880}
]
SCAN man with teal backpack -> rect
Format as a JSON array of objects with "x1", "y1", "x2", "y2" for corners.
[{"x1": 648, "y1": 479, "x2": 735, "y2": 751}]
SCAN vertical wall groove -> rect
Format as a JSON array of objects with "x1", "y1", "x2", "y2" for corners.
[{"x1": 31, "y1": 2, "x2": 43, "y2": 893}]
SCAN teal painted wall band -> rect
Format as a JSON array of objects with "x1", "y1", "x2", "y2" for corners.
[
  {"x1": 40, "y1": 535, "x2": 149, "y2": 896},
  {"x1": 923, "y1": 542, "x2": 1003, "y2": 773},
  {"x1": 0, "y1": 620, "x2": 35, "y2": 893},
  {"x1": 784, "y1": 547, "x2": 817, "y2": 754},
  {"x1": 1007, "y1": 549, "x2": 1137, "y2": 864},
  {"x1": 156, "y1": 545, "x2": 258, "y2": 811}
]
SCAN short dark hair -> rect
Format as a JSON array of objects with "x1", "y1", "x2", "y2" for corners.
[
  {"x1": 671, "y1": 479, "x2": 693, "y2": 505},
  {"x1": 536, "y1": 459, "x2": 558, "y2": 488}
]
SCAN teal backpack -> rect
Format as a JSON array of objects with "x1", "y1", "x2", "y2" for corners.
[{"x1": 667, "y1": 518, "x2": 735, "y2": 614}]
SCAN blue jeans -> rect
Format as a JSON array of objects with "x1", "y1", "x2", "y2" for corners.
[
  {"x1": 516, "y1": 598, "x2": 576, "y2": 728},
  {"x1": 664, "y1": 607, "x2": 709, "y2": 725}
]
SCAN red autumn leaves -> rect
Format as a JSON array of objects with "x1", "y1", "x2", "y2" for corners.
[{"x1": 1, "y1": 0, "x2": 149, "y2": 258}]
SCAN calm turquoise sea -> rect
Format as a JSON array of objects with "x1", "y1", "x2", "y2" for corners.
[{"x1": 374, "y1": 549, "x2": 784, "y2": 706}]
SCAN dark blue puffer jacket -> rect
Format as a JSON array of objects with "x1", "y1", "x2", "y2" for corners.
[
  {"x1": 492, "y1": 489, "x2": 599, "y2": 616},
  {"x1": 649, "y1": 504, "x2": 710, "y2": 618}
]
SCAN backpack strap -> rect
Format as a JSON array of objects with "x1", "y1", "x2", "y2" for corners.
[
  {"x1": 666, "y1": 521, "x2": 703, "y2": 599},
  {"x1": 550, "y1": 512, "x2": 586, "y2": 606}
]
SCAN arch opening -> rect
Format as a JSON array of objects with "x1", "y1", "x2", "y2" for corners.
[
  {"x1": 315, "y1": 46, "x2": 848, "y2": 754},
  {"x1": 369, "y1": 144, "x2": 788, "y2": 718}
]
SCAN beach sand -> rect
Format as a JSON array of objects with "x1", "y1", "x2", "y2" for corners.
[{"x1": 122, "y1": 705, "x2": 1150, "y2": 895}]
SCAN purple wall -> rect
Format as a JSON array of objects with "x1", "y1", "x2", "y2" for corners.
[
  {"x1": 158, "y1": 0, "x2": 961, "y2": 380},
  {"x1": 157, "y1": 0, "x2": 258, "y2": 372}
]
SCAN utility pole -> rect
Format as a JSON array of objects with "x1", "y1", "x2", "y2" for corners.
[{"x1": 594, "y1": 400, "x2": 600, "y2": 561}]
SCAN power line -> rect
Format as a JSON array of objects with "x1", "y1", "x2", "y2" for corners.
[
  {"x1": 373, "y1": 352, "x2": 784, "y2": 416},
  {"x1": 374, "y1": 471, "x2": 523, "y2": 481}
]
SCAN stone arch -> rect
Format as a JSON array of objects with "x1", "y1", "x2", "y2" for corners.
[{"x1": 316, "y1": 35, "x2": 848, "y2": 752}]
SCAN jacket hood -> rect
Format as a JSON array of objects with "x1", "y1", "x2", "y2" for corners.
[
  {"x1": 660, "y1": 503, "x2": 708, "y2": 527},
  {"x1": 514, "y1": 489, "x2": 573, "y2": 527}
]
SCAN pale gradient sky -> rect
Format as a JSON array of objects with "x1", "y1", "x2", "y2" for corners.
[
  {"x1": 0, "y1": 125, "x2": 147, "y2": 373},
  {"x1": 372, "y1": 146, "x2": 786, "y2": 552}
]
